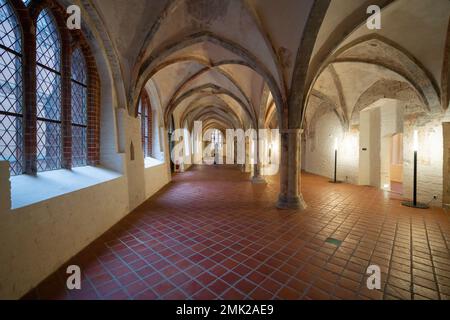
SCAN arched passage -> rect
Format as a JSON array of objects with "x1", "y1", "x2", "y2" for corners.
[{"x1": 3, "y1": 0, "x2": 450, "y2": 302}]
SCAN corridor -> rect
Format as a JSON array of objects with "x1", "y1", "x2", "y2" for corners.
[{"x1": 25, "y1": 166, "x2": 450, "y2": 300}]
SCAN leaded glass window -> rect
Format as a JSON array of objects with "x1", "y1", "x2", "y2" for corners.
[
  {"x1": 71, "y1": 48, "x2": 87, "y2": 167},
  {"x1": 0, "y1": 0, "x2": 23, "y2": 175},
  {"x1": 212, "y1": 129, "x2": 222, "y2": 147},
  {"x1": 36, "y1": 8, "x2": 61, "y2": 172},
  {"x1": 138, "y1": 95, "x2": 150, "y2": 158}
]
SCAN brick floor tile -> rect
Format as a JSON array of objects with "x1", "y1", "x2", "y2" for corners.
[
  {"x1": 250, "y1": 287, "x2": 273, "y2": 300},
  {"x1": 27, "y1": 166, "x2": 450, "y2": 300},
  {"x1": 222, "y1": 288, "x2": 246, "y2": 300},
  {"x1": 413, "y1": 284, "x2": 440, "y2": 300}
]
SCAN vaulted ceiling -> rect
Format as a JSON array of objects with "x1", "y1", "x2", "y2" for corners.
[
  {"x1": 305, "y1": 0, "x2": 450, "y2": 135},
  {"x1": 74, "y1": 0, "x2": 319, "y2": 131},
  {"x1": 73, "y1": 0, "x2": 449, "y2": 134}
]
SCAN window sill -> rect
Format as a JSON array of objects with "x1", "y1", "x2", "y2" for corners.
[
  {"x1": 10, "y1": 166, "x2": 122, "y2": 209},
  {"x1": 144, "y1": 157, "x2": 164, "y2": 169}
]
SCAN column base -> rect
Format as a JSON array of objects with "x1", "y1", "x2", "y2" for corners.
[
  {"x1": 276, "y1": 194, "x2": 307, "y2": 210},
  {"x1": 251, "y1": 176, "x2": 267, "y2": 184}
]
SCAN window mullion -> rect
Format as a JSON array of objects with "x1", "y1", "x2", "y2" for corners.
[{"x1": 71, "y1": 48, "x2": 88, "y2": 168}]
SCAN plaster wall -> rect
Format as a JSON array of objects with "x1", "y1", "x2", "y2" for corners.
[
  {"x1": 305, "y1": 113, "x2": 339, "y2": 180},
  {"x1": 305, "y1": 112, "x2": 358, "y2": 183},
  {"x1": 358, "y1": 110, "x2": 371, "y2": 186},
  {"x1": 144, "y1": 162, "x2": 171, "y2": 200},
  {"x1": 339, "y1": 130, "x2": 360, "y2": 185},
  {"x1": 443, "y1": 122, "x2": 450, "y2": 207},
  {"x1": 368, "y1": 109, "x2": 381, "y2": 187},
  {"x1": 359, "y1": 100, "x2": 404, "y2": 189},
  {"x1": 0, "y1": 113, "x2": 171, "y2": 300},
  {"x1": 152, "y1": 124, "x2": 165, "y2": 162},
  {"x1": 403, "y1": 117, "x2": 443, "y2": 206},
  {"x1": 0, "y1": 164, "x2": 128, "y2": 300},
  {"x1": 121, "y1": 110, "x2": 148, "y2": 211},
  {"x1": 379, "y1": 102, "x2": 404, "y2": 189},
  {"x1": 305, "y1": 101, "x2": 443, "y2": 206}
]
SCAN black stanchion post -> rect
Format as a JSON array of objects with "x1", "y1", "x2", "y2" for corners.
[
  {"x1": 402, "y1": 130, "x2": 429, "y2": 209},
  {"x1": 413, "y1": 150, "x2": 417, "y2": 206},
  {"x1": 334, "y1": 149, "x2": 337, "y2": 183},
  {"x1": 330, "y1": 137, "x2": 341, "y2": 184}
]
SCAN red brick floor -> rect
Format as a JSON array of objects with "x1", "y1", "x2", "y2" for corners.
[{"x1": 25, "y1": 165, "x2": 450, "y2": 300}]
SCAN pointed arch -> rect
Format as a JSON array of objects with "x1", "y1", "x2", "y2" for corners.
[
  {"x1": 131, "y1": 32, "x2": 284, "y2": 128},
  {"x1": 0, "y1": 0, "x2": 24, "y2": 175},
  {"x1": 0, "y1": 0, "x2": 101, "y2": 175},
  {"x1": 35, "y1": 7, "x2": 62, "y2": 172}
]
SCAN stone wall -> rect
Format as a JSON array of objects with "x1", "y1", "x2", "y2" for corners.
[
  {"x1": 403, "y1": 116, "x2": 443, "y2": 206},
  {"x1": 443, "y1": 122, "x2": 450, "y2": 207},
  {"x1": 304, "y1": 112, "x2": 359, "y2": 184},
  {"x1": 304, "y1": 103, "x2": 444, "y2": 207}
]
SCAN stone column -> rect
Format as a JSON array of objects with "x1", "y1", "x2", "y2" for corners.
[
  {"x1": 244, "y1": 138, "x2": 251, "y2": 172},
  {"x1": 277, "y1": 129, "x2": 306, "y2": 210},
  {"x1": 233, "y1": 139, "x2": 240, "y2": 167},
  {"x1": 252, "y1": 163, "x2": 266, "y2": 184},
  {"x1": 252, "y1": 130, "x2": 266, "y2": 184}
]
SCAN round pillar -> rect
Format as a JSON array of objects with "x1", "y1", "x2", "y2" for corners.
[{"x1": 277, "y1": 129, "x2": 306, "y2": 210}]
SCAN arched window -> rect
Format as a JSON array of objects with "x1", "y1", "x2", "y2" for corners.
[
  {"x1": 0, "y1": 0, "x2": 100, "y2": 176},
  {"x1": 0, "y1": 0, "x2": 23, "y2": 175},
  {"x1": 36, "y1": 8, "x2": 61, "y2": 172},
  {"x1": 212, "y1": 129, "x2": 223, "y2": 147},
  {"x1": 71, "y1": 48, "x2": 87, "y2": 167},
  {"x1": 138, "y1": 90, "x2": 152, "y2": 158}
]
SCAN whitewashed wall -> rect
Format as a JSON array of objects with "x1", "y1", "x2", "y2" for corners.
[
  {"x1": 304, "y1": 103, "x2": 444, "y2": 207},
  {"x1": 403, "y1": 116, "x2": 443, "y2": 205},
  {"x1": 305, "y1": 112, "x2": 359, "y2": 184},
  {"x1": 0, "y1": 112, "x2": 171, "y2": 300}
]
